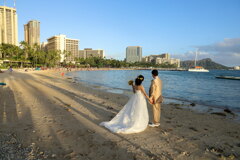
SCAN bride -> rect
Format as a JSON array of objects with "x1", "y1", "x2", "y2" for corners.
[{"x1": 100, "y1": 75, "x2": 150, "y2": 134}]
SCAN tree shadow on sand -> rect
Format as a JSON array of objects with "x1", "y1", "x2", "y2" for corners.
[
  {"x1": 17, "y1": 72, "x2": 167, "y2": 159},
  {"x1": 13, "y1": 75, "x2": 135, "y2": 159},
  {"x1": 0, "y1": 86, "x2": 18, "y2": 124},
  {"x1": 27, "y1": 72, "x2": 240, "y2": 159}
]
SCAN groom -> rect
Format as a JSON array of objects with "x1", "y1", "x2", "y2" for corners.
[{"x1": 149, "y1": 69, "x2": 162, "y2": 127}]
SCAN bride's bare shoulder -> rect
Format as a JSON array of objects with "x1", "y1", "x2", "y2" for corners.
[{"x1": 140, "y1": 85, "x2": 145, "y2": 89}]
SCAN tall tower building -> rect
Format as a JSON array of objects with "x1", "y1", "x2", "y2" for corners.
[
  {"x1": 126, "y1": 46, "x2": 142, "y2": 63},
  {"x1": 47, "y1": 34, "x2": 79, "y2": 63},
  {"x1": 24, "y1": 20, "x2": 40, "y2": 46},
  {"x1": 0, "y1": 6, "x2": 18, "y2": 45}
]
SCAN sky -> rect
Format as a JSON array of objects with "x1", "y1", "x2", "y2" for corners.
[{"x1": 3, "y1": 0, "x2": 240, "y2": 66}]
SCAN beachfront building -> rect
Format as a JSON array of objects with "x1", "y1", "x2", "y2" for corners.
[
  {"x1": 0, "y1": 6, "x2": 18, "y2": 46},
  {"x1": 47, "y1": 34, "x2": 79, "y2": 63},
  {"x1": 64, "y1": 38, "x2": 79, "y2": 62},
  {"x1": 142, "y1": 53, "x2": 180, "y2": 67},
  {"x1": 41, "y1": 41, "x2": 48, "y2": 52},
  {"x1": 78, "y1": 48, "x2": 104, "y2": 59},
  {"x1": 24, "y1": 20, "x2": 40, "y2": 47},
  {"x1": 126, "y1": 46, "x2": 142, "y2": 63}
]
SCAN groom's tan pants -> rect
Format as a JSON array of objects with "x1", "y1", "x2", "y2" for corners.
[{"x1": 152, "y1": 103, "x2": 161, "y2": 123}]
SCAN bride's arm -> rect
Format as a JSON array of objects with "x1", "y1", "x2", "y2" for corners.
[
  {"x1": 140, "y1": 86, "x2": 150, "y2": 101},
  {"x1": 132, "y1": 84, "x2": 136, "y2": 93}
]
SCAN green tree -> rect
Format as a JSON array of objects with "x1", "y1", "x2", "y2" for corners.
[
  {"x1": 62, "y1": 50, "x2": 72, "y2": 63},
  {"x1": 45, "y1": 50, "x2": 60, "y2": 67},
  {"x1": 0, "y1": 43, "x2": 22, "y2": 66},
  {"x1": 19, "y1": 41, "x2": 32, "y2": 60}
]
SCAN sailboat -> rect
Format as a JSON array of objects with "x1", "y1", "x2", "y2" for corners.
[{"x1": 188, "y1": 50, "x2": 209, "y2": 72}]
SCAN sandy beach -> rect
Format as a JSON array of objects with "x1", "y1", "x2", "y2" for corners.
[{"x1": 0, "y1": 69, "x2": 240, "y2": 160}]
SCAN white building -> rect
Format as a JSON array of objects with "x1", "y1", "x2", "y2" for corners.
[
  {"x1": 47, "y1": 34, "x2": 79, "y2": 63},
  {"x1": 79, "y1": 48, "x2": 104, "y2": 59},
  {"x1": 143, "y1": 53, "x2": 180, "y2": 67},
  {"x1": 40, "y1": 41, "x2": 48, "y2": 52},
  {"x1": 126, "y1": 46, "x2": 142, "y2": 63}
]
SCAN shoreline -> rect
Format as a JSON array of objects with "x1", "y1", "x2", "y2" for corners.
[
  {"x1": 23, "y1": 68, "x2": 240, "y2": 121},
  {"x1": 74, "y1": 78, "x2": 240, "y2": 122},
  {"x1": 65, "y1": 69, "x2": 240, "y2": 122},
  {"x1": 1, "y1": 70, "x2": 240, "y2": 159}
]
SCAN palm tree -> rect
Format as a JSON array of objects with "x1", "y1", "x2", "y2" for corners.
[
  {"x1": 0, "y1": 43, "x2": 19, "y2": 66},
  {"x1": 19, "y1": 41, "x2": 33, "y2": 67},
  {"x1": 19, "y1": 41, "x2": 31, "y2": 59},
  {"x1": 45, "y1": 50, "x2": 60, "y2": 67},
  {"x1": 62, "y1": 50, "x2": 72, "y2": 64},
  {"x1": 31, "y1": 43, "x2": 41, "y2": 68}
]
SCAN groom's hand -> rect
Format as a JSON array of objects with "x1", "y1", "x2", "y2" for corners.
[{"x1": 149, "y1": 99, "x2": 153, "y2": 104}]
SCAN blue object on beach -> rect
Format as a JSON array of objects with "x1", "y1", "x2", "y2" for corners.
[
  {"x1": 35, "y1": 67, "x2": 41, "y2": 70},
  {"x1": 0, "y1": 82, "x2": 6, "y2": 85}
]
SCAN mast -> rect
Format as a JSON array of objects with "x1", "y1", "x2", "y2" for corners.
[{"x1": 194, "y1": 50, "x2": 198, "y2": 67}]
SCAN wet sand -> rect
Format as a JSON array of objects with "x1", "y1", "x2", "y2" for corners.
[{"x1": 0, "y1": 70, "x2": 239, "y2": 160}]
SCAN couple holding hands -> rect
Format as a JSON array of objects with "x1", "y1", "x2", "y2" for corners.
[{"x1": 100, "y1": 70, "x2": 163, "y2": 134}]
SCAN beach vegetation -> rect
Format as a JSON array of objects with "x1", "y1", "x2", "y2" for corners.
[
  {"x1": 0, "y1": 42, "x2": 60, "y2": 68},
  {"x1": 75, "y1": 57, "x2": 178, "y2": 68},
  {"x1": 0, "y1": 42, "x2": 177, "y2": 68}
]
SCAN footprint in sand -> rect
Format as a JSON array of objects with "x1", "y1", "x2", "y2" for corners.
[
  {"x1": 57, "y1": 129, "x2": 66, "y2": 135},
  {"x1": 107, "y1": 106, "x2": 113, "y2": 110},
  {"x1": 189, "y1": 127, "x2": 198, "y2": 132}
]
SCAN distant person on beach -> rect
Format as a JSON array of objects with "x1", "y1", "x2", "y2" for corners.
[
  {"x1": 100, "y1": 75, "x2": 150, "y2": 134},
  {"x1": 148, "y1": 69, "x2": 163, "y2": 127},
  {"x1": 9, "y1": 66, "x2": 13, "y2": 73}
]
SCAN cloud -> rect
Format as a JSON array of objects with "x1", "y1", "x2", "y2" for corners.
[
  {"x1": 197, "y1": 38, "x2": 240, "y2": 53},
  {"x1": 173, "y1": 38, "x2": 240, "y2": 67},
  {"x1": 173, "y1": 50, "x2": 211, "y2": 61}
]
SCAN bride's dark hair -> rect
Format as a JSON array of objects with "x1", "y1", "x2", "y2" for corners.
[{"x1": 135, "y1": 75, "x2": 144, "y2": 86}]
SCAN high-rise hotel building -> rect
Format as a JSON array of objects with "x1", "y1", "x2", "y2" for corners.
[
  {"x1": 24, "y1": 20, "x2": 40, "y2": 46},
  {"x1": 126, "y1": 46, "x2": 142, "y2": 63},
  {"x1": 0, "y1": 6, "x2": 18, "y2": 45},
  {"x1": 47, "y1": 34, "x2": 79, "y2": 63}
]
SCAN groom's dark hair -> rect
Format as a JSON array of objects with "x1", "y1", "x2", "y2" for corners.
[{"x1": 152, "y1": 70, "x2": 158, "y2": 76}]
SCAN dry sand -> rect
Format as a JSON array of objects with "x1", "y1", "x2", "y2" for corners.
[{"x1": 0, "y1": 69, "x2": 240, "y2": 160}]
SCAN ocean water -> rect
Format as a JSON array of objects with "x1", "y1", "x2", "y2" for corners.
[{"x1": 68, "y1": 70, "x2": 240, "y2": 112}]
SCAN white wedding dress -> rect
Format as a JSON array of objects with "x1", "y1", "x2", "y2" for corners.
[{"x1": 100, "y1": 90, "x2": 149, "y2": 134}]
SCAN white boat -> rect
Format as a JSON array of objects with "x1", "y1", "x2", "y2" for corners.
[
  {"x1": 188, "y1": 50, "x2": 209, "y2": 72},
  {"x1": 188, "y1": 66, "x2": 209, "y2": 72}
]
